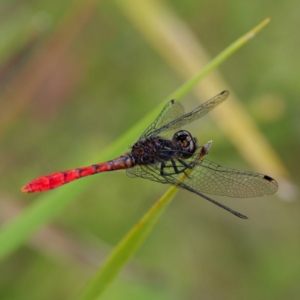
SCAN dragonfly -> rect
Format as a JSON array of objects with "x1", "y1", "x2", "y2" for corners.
[{"x1": 21, "y1": 91, "x2": 278, "y2": 219}]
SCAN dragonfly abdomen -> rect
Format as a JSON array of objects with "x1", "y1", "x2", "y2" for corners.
[{"x1": 21, "y1": 154, "x2": 134, "y2": 193}]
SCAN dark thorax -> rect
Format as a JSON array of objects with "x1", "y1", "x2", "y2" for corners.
[
  {"x1": 131, "y1": 130, "x2": 197, "y2": 165},
  {"x1": 131, "y1": 137, "x2": 174, "y2": 165}
]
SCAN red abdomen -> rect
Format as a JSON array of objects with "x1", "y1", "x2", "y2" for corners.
[{"x1": 21, "y1": 155, "x2": 133, "y2": 193}]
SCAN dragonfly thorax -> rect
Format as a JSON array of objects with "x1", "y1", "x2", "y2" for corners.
[
  {"x1": 172, "y1": 130, "x2": 197, "y2": 159},
  {"x1": 131, "y1": 137, "x2": 174, "y2": 165}
]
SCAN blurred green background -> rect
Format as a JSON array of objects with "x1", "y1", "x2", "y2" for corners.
[{"x1": 0, "y1": 0, "x2": 299, "y2": 299}]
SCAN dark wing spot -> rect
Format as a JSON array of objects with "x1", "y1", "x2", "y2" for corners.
[
  {"x1": 263, "y1": 175, "x2": 275, "y2": 182},
  {"x1": 220, "y1": 90, "x2": 229, "y2": 95}
]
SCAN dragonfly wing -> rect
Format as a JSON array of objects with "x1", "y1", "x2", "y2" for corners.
[
  {"x1": 140, "y1": 100, "x2": 184, "y2": 139},
  {"x1": 165, "y1": 177, "x2": 248, "y2": 219},
  {"x1": 128, "y1": 154, "x2": 278, "y2": 198},
  {"x1": 151, "y1": 90, "x2": 229, "y2": 138},
  {"x1": 170, "y1": 159, "x2": 278, "y2": 198},
  {"x1": 126, "y1": 156, "x2": 252, "y2": 219},
  {"x1": 127, "y1": 164, "x2": 170, "y2": 184}
]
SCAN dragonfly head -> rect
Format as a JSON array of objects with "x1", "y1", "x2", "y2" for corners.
[{"x1": 172, "y1": 130, "x2": 197, "y2": 159}]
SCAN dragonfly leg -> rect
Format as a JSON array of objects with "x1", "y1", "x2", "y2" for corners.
[
  {"x1": 176, "y1": 158, "x2": 199, "y2": 178},
  {"x1": 176, "y1": 158, "x2": 196, "y2": 169},
  {"x1": 170, "y1": 159, "x2": 179, "y2": 174},
  {"x1": 160, "y1": 161, "x2": 166, "y2": 176},
  {"x1": 158, "y1": 158, "x2": 190, "y2": 177},
  {"x1": 160, "y1": 160, "x2": 180, "y2": 176}
]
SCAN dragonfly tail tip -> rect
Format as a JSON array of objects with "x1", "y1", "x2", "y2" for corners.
[{"x1": 21, "y1": 185, "x2": 31, "y2": 193}]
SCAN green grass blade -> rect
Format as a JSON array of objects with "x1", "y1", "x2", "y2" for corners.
[
  {"x1": 168, "y1": 18, "x2": 271, "y2": 100},
  {"x1": 78, "y1": 186, "x2": 178, "y2": 300},
  {"x1": 0, "y1": 19, "x2": 269, "y2": 263}
]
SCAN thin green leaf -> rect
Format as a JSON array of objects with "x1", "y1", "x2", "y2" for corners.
[{"x1": 79, "y1": 187, "x2": 177, "y2": 300}]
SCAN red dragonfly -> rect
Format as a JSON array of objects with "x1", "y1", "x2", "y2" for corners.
[{"x1": 22, "y1": 91, "x2": 278, "y2": 219}]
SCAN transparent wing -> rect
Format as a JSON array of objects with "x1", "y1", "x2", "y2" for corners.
[
  {"x1": 127, "y1": 164, "x2": 170, "y2": 184},
  {"x1": 150, "y1": 90, "x2": 229, "y2": 138},
  {"x1": 127, "y1": 156, "x2": 277, "y2": 219},
  {"x1": 127, "y1": 157, "x2": 278, "y2": 198},
  {"x1": 170, "y1": 159, "x2": 278, "y2": 198},
  {"x1": 140, "y1": 100, "x2": 184, "y2": 139}
]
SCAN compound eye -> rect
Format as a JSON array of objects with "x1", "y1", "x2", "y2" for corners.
[
  {"x1": 173, "y1": 130, "x2": 196, "y2": 158},
  {"x1": 173, "y1": 130, "x2": 191, "y2": 143}
]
